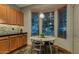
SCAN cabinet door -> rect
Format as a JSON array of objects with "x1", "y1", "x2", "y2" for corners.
[
  {"x1": 16, "y1": 11, "x2": 20, "y2": 25},
  {"x1": 19, "y1": 36, "x2": 24, "y2": 47},
  {"x1": 10, "y1": 36, "x2": 19, "y2": 51},
  {"x1": 0, "y1": 4, "x2": 7, "y2": 23},
  {"x1": 16, "y1": 11, "x2": 24, "y2": 26},
  {"x1": 0, "y1": 5, "x2": 23, "y2": 25},
  {"x1": 22, "y1": 35, "x2": 27, "y2": 45},
  {"x1": 20, "y1": 12, "x2": 24, "y2": 26},
  {"x1": 19, "y1": 35, "x2": 27, "y2": 47},
  {"x1": 6, "y1": 5, "x2": 12, "y2": 24},
  {"x1": 0, "y1": 39, "x2": 9, "y2": 53},
  {"x1": 10, "y1": 8, "x2": 17, "y2": 25},
  {"x1": 0, "y1": 5, "x2": 17, "y2": 25}
]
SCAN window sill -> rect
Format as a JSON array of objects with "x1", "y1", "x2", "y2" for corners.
[{"x1": 57, "y1": 37, "x2": 66, "y2": 40}]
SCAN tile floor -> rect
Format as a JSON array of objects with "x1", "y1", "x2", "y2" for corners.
[
  {"x1": 10, "y1": 45, "x2": 63, "y2": 54},
  {"x1": 11, "y1": 45, "x2": 32, "y2": 54}
]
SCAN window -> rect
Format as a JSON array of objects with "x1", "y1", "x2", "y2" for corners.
[
  {"x1": 31, "y1": 12, "x2": 39, "y2": 36},
  {"x1": 58, "y1": 6, "x2": 67, "y2": 38},
  {"x1": 42, "y1": 12, "x2": 54, "y2": 36}
]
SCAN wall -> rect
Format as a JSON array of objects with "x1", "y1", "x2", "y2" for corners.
[
  {"x1": 22, "y1": 5, "x2": 74, "y2": 53},
  {"x1": 0, "y1": 24, "x2": 23, "y2": 35},
  {"x1": 73, "y1": 5, "x2": 79, "y2": 53},
  {"x1": 22, "y1": 8, "x2": 32, "y2": 45}
]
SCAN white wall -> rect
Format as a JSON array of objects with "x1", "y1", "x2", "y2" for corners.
[
  {"x1": 73, "y1": 5, "x2": 79, "y2": 53},
  {"x1": 22, "y1": 8, "x2": 32, "y2": 45},
  {"x1": 22, "y1": 5, "x2": 74, "y2": 53}
]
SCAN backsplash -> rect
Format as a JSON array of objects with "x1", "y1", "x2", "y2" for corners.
[{"x1": 0, "y1": 24, "x2": 23, "y2": 35}]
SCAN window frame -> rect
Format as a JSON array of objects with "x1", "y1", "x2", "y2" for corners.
[
  {"x1": 31, "y1": 12, "x2": 55, "y2": 36},
  {"x1": 31, "y1": 12, "x2": 39, "y2": 36},
  {"x1": 42, "y1": 12, "x2": 54, "y2": 36},
  {"x1": 58, "y1": 6, "x2": 67, "y2": 39}
]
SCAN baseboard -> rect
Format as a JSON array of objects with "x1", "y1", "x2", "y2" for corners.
[{"x1": 53, "y1": 45, "x2": 71, "y2": 54}]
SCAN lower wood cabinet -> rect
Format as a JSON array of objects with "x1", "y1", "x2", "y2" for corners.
[
  {"x1": 19, "y1": 35, "x2": 27, "y2": 47},
  {"x1": 22, "y1": 35, "x2": 27, "y2": 45},
  {"x1": 19, "y1": 36, "x2": 24, "y2": 47},
  {"x1": 0, "y1": 37, "x2": 9, "y2": 53},
  {"x1": 0, "y1": 34, "x2": 27, "y2": 53},
  {"x1": 9, "y1": 35, "x2": 27, "y2": 51},
  {"x1": 9, "y1": 36, "x2": 19, "y2": 51}
]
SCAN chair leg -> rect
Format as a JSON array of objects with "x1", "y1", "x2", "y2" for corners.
[
  {"x1": 55, "y1": 47, "x2": 58, "y2": 54},
  {"x1": 31, "y1": 45, "x2": 33, "y2": 54},
  {"x1": 49, "y1": 42, "x2": 52, "y2": 54},
  {"x1": 49, "y1": 45, "x2": 52, "y2": 54},
  {"x1": 39, "y1": 45, "x2": 42, "y2": 54}
]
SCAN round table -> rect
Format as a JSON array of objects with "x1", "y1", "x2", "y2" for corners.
[
  {"x1": 30, "y1": 36, "x2": 56, "y2": 54},
  {"x1": 30, "y1": 36, "x2": 56, "y2": 41}
]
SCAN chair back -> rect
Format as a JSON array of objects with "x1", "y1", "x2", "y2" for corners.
[{"x1": 31, "y1": 39, "x2": 43, "y2": 46}]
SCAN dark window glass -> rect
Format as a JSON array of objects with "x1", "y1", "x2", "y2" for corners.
[
  {"x1": 58, "y1": 6, "x2": 67, "y2": 38},
  {"x1": 31, "y1": 12, "x2": 39, "y2": 36},
  {"x1": 42, "y1": 12, "x2": 54, "y2": 36}
]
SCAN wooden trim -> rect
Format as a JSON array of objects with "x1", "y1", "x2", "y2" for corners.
[{"x1": 53, "y1": 45, "x2": 71, "y2": 54}]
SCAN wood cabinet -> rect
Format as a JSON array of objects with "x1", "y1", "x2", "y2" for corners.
[
  {"x1": 0, "y1": 5, "x2": 7, "y2": 24},
  {"x1": 19, "y1": 12, "x2": 24, "y2": 26},
  {"x1": 0, "y1": 4, "x2": 24, "y2": 26},
  {"x1": 19, "y1": 35, "x2": 27, "y2": 47},
  {"x1": 9, "y1": 36, "x2": 19, "y2": 51},
  {"x1": 19, "y1": 35, "x2": 23, "y2": 47},
  {"x1": 0, "y1": 37, "x2": 9, "y2": 53},
  {"x1": 9, "y1": 35, "x2": 27, "y2": 52},
  {"x1": 16, "y1": 11, "x2": 21, "y2": 25},
  {"x1": 0, "y1": 34, "x2": 27, "y2": 53},
  {"x1": 10, "y1": 35, "x2": 27, "y2": 51},
  {"x1": 10, "y1": 8, "x2": 17, "y2": 25},
  {"x1": 22, "y1": 35, "x2": 27, "y2": 45},
  {"x1": 9, "y1": 35, "x2": 27, "y2": 51},
  {"x1": 6, "y1": 5, "x2": 10, "y2": 24},
  {"x1": 16, "y1": 11, "x2": 24, "y2": 26}
]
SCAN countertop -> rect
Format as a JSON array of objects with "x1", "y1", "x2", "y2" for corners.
[{"x1": 0, "y1": 32, "x2": 27, "y2": 37}]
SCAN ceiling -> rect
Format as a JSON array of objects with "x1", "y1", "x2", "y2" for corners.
[
  {"x1": 16, "y1": 4, "x2": 66, "y2": 12},
  {"x1": 16, "y1": 4, "x2": 31, "y2": 8},
  {"x1": 26, "y1": 4, "x2": 66, "y2": 12}
]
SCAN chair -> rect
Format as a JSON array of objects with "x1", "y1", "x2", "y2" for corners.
[
  {"x1": 44, "y1": 40, "x2": 54, "y2": 54},
  {"x1": 31, "y1": 39, "x2": 44, "y2": 54}
]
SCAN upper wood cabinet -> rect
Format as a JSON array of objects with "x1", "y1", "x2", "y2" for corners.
[
  {"x1": 0, "y1": 4, "x2": 24, "y2": 26},
  {"x1": 6, "y1": 5, "x2": 12, "y2": 24},
  {"x1": 16, "y1": 11, "x2": 24, "y2": 26},
  {"x1": 10, "y1": 8, "x2": 17, "y2": 25},
  {"x1": 0, "y1": 5, "x2": 7, "y2": 24}
]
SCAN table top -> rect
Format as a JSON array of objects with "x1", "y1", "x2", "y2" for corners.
[{"x1": 30, "y1": 36, "x2": 56, "y2": 41}]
